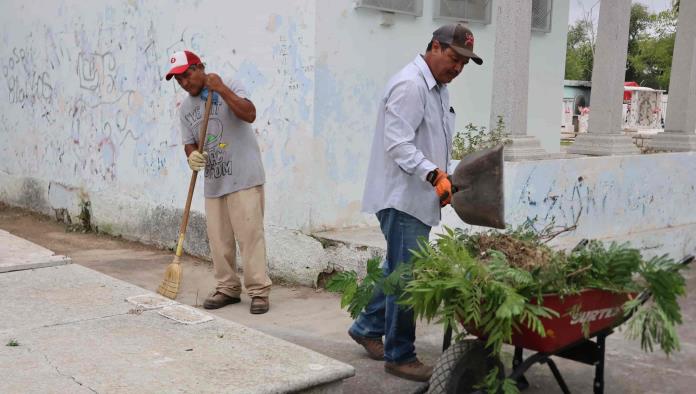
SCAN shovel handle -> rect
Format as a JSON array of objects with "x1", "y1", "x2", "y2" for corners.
[{"x1": 175, "y1": 92, "x2": 214, "y2": 257}]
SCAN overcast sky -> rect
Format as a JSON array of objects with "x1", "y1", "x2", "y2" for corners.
[{"x1": 568, "y1": 0, "x2": 673, "y2": 24}]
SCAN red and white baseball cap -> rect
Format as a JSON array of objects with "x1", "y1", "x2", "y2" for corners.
[{"x1": 165, "y1": 50, "x2": 202, "y2": 80}]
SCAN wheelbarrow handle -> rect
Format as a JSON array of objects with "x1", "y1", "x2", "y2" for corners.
[
  {"x1": 679, "y1": 254, "x2": 695, "y2": 266},
  {"x1": 572, "y1": 239, "x2": 589, "y2": 252}
]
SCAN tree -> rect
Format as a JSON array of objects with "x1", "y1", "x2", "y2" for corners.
[
  {"x1": 564, "y1": 20, "x2": 594, "y2": 81},
  {"x1": 626, "y1": 7, "x2": 677, "y2": 89},
  {"x1": 564, "y1": 2, "x2": 678, "y2": 90}
]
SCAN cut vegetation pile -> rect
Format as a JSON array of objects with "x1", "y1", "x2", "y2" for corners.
[{"x1": 328, "y1": 226, "x2": 689, "y2": 393}]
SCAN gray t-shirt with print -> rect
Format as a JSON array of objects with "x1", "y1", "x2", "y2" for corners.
[{"x1": 180, "y1": 79, "x2": 265, "y2": 198}]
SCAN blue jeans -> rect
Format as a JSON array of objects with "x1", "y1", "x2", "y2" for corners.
[{"x1": 349, "y1": 208, "x2": 431, "y2": 363}]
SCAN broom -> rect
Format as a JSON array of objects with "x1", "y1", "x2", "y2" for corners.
[{"x1": 158, "y1": 91, "x2": 214, "y2": 299}]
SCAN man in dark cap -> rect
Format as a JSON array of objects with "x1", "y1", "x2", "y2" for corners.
[{"x1": 348, "y1": 24, "x2": 483, "y2": 382}]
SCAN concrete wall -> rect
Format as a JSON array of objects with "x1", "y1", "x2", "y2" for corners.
[
  {"x1": 438, "y1": 152, "x2": 696, "y2": 261},
  {"x1": 0, "y1": 0, "x2": 570, "y2": 284},
  {"x1": 0, "y1": 0, "x2": 324, "y2": 284},
  {"x1": 313, "y1": 0, "x2": 570, "y2": 228},
  {"x1": 0, "y1": 0, "x2": 320, "y2": 234}
]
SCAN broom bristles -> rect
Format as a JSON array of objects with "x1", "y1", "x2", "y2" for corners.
[{"x1": 157, "y1": 255, "x2": 182, "y2": 299}]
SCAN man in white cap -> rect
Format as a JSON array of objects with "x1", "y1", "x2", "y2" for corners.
[
  {"x1": 165, "y1": 50, "x2": 272, "y2": 314},
  {"x1": 348, "y1": 24, "x2": 483, "y2": 382}
]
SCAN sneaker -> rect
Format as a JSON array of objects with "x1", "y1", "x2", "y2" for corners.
[
  {"x1": 348, "y1": 330, "x2": 384, "y2": 361},
  {"x1": 250, "y1": 297, "x2": 270, "y2": 314},
  {"x1": 203, "y1": 291, "x2": 241, "y2": 309},
  {"x1": 384, "y1": 359, "x2": 433, "y2": 382}
]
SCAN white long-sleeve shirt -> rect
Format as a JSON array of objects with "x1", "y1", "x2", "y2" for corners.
[{"x1": 362, "y1": 55, "x2": 455, "y2": 227}]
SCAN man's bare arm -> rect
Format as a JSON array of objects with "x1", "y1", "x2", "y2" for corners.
[{"x1": 206, "y1": 73, "x2": 256, "y2": 123}]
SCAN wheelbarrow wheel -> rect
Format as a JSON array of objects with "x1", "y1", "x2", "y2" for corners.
[{"x1": 428, "y1": 339, "x2": 504, "y2": 394}]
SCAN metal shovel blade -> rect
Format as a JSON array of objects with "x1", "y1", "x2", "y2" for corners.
[{"x1": 450, "y1": 145, "x2": 505, "y2": 229}]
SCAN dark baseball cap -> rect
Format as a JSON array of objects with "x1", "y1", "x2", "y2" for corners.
[{"x1": 432, "y1": 24, "x2": 483, "y2": 65}]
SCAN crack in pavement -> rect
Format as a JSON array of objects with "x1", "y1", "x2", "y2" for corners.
[
  {"x1": 9, "y1": 308, "x2": 164, "y2": 393},
  {"x1": 39, "y1": 309, "x2": 156, "y2": 329},
  {"x1": 41, "y1": 352, "x2": 99, "y2": 393},
  {"x1": 16, "y1": 344, "x2": 100, "y2": 394}
]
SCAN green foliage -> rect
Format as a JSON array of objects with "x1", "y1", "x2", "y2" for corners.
[
  {"x1": 623, "y1": 254, "x2": 687, "y2": 354},
  {"x1": 628, "y1": 3, "x2": 652, "y2": 52},
  {"x1": 451, "y1": 116, "x2": 511, "y2": 160},
  {"x1": 480, "y1": 367, "x2": 518, "y2": 394},
  {"x1": 564, "y1": 20, "x2": 594, "y2": 81},
  {"x1": 565, "y1": 3, "x2": 678, "y2": 90},
  {"x1": 6, "y1": 339, "x2": 19, "y2": 347},
  {"x1": 325, "y1": 256, "x2": 383, "y2": 319},
  {"x1": 626, "y1": 6, "x2": 677, "y2": 89},
  {"x1": 400, "y1": 228, "x2": 559, "y2": 358},
  {"x1": 329, "y1": 226, "x2": 688, "y2": 393}
]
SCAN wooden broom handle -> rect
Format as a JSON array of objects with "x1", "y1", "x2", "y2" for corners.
[{"x1": 175, "y1": 92, "x2": 214, "y2": 257}]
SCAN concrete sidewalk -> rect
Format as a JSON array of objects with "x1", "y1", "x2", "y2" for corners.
[
  {"x1": 0, "y1": 229, "x2": 71, "y2": 272},
  {"x1": 2, "y1": 205, "x2": 696, "y2": 393},
  {"x1": 0, "y1": 231, "x2": 354, "y2": 393}
]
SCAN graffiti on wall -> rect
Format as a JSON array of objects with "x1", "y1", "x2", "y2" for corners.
[
  {"x1": 0, "y1": 1, "x2": 338, "y2": 231},
  {"x1": 0, "y1": 10, "x2": 180, "y2": 187},
  {"x1": 2, "y1": 45, "x2": 57, "y2": 130}
]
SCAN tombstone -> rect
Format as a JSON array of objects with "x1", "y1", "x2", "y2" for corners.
[{"x1": 623, "y1": 87, "x2": 664, "y2": 132}]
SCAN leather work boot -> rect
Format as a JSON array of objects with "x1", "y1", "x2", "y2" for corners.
[
  {"x1": 250, "y1": 297, "x2": 270, "y2": 314},
  {"x1": 348, "y1": 330, "x2": 384, "y2": 360},
  {"x1": 203, "y1": 291, "x2": 241, "y2": 310},
  {"x1": 384, "y1": 359, "x2": 433, "y2": 382}
]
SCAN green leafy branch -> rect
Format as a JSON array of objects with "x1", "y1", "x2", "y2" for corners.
[
  {"x1": 325, "y1": 256, "x2": 383, "y2": 319},
  {"x1": 451, "y1": 116, "x2": 512, "y2": 160}
]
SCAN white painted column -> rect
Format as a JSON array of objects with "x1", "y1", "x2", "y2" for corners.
[
  {"x1": 648, "y1": 0, "x2": 696, "y2": 151},
  {"x1": 568, "y1": 0, "x2": 639, "y2": 155},
  {"x1": 489, "y1": 0, "x2": 546, "y2": 161}
]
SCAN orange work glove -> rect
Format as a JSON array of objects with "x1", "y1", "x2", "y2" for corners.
[{"x1": 426, "y1": 168, "x2": 452, "y2": 207}]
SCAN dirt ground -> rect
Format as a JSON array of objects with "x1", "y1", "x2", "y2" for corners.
[{"x1": 2, "y1": 202, "x2": 696, "y2": 393}]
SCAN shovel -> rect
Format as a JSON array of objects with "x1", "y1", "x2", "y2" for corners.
[
  {"x1": 157, "y1": 92, "x2": 214, "y2": 299},
  {"x1": 450, "y1": 145, "x2": 505, "y2": 229}
]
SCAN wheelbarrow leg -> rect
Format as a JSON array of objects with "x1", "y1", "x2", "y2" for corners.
[
  {"x1": 513, "y1": 347, "x2": 530, "y2": 390},
  {"x1": 545, "y1": 358, "x2": 571, "y2": 394},
  {"x1": 593, "y1": 333, "x2": 606, "y2": 394}
]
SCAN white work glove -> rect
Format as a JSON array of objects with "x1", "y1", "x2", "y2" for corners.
[{"x1": 187, "y1": 151, "x2": 208, "y2": 171}]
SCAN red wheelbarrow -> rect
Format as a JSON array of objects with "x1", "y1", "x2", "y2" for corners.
[{"x1": 429, "y1": 254, "x2": 694, "y2": 394}]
